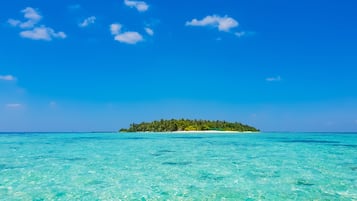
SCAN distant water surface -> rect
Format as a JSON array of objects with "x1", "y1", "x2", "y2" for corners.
[{"x1": 0, "y1": 132, "x2": 356, "y2": 200}]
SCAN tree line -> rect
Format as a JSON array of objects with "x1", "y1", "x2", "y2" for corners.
[{"x1": 119, "y1": 119, "x2": 259, "y2": 132}]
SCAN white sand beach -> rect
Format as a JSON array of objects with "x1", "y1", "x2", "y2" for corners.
[{"x1": 171, "y1": 130, "x2": 259, "y2": 133}]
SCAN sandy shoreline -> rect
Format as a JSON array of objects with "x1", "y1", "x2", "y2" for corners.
[
  {"x1": 172, "y1": 130, "x2": 258, "y2": 133},
  {"x1": 121, "y1": 130, "x2": 260, "y2": 134}
]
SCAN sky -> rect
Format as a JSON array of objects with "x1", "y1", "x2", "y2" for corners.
[{"x1": 1, "y1": 0, "x2": 357, "y2": 132}]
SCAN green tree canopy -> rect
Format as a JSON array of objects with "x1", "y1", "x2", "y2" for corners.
[{"x1": 119, "y1": 119, "x2": 259, "y2": 132}]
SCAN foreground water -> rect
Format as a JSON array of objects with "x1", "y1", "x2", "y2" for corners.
[{"x1": 0, "y1": 132, "x2": 356, "y2": 200}]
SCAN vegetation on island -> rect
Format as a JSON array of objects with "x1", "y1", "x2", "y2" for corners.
[{"x1": 119, "y1": 119, "x2": 259, "y2": 132}]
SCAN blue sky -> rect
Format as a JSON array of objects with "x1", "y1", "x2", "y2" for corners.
[{"x1": 1, "y1": 0, "x2": 357, "y2": 132}]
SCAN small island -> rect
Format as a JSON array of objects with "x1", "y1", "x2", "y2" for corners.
[{"x1": 119, "y1": 119, "x2": 259, "y2": 132}]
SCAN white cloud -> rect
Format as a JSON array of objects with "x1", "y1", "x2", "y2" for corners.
[
  {"x1": 0, "y1": 75, "x2": 16, "y2": 81},
  {"x1": 186, "y1": 15, "x2": 238, "y2": 32},
  {"x1": 145, "y1": 27, "x2": 154, "y2": 36},
  {"x1": 20, "y1": 26, "x2": 66, "y2": 41},
  {"x1": 124, "y1": 0, "x2": 149, "y2": 12},
  {"x1": 5, "y1": 103, "x2": 22, "y2": 109},
  {"x1": 8, "y1": 7, "x2": 42, "y2": 29},
  {"x1": 266, "y1": 76, "x2": 282, "y2": 82},
  {"x1": 110, "y1": 23, "x2": 143, "y2": 44},
  {"x1": 79, "y1": 16, "x2": 96, "y2": 27},
  {"x1": 21, "y1": 7, "x2": 42, "y2": 28},
  {"x1": 110, "y1": 23, "x2": 122, "y2": 35},
  {"x1": 8, "y1": 7, "x2": 66, "y2": 41},
  {"x1": 114, "y1": 32, "x2": 143, "y2": 44}
]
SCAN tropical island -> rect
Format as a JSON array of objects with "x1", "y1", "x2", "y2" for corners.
[{"x1": 119, "y1": 119, "x2": 259, "y2": 132}]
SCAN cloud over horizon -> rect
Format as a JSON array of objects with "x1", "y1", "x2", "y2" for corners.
[
  {"x1": 5, "y1": 103, "x2": 22, "y2": 109},
  {"x1": 8, "y1": 7, "x2": 66, "y2": 41}
]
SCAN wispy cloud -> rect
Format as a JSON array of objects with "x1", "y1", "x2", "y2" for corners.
[
  {"x1": 8, "y1": 7, "x2": 66, "y2": 41},
  {"x1": 235, "y1": 31, "x2": 246, "y2": 38},
  {"x1": 8, "y1": 19, "x2": 21, "y2": 27},
  {"x1": 0, "y1": 75, "x2": 16, "y2": 81},
  {"x1": 79, "y1": 16, "x2": 96, "y2": 28},
  {"x1": 5, "y1": 103, "x2": 22, "y2": 109},
  {"x1": 110, "y1": 23, "x2": 143, "y2": 44},
  {"x1": 266, "y1": 76, "x2": 282, "y2": 82},
  {"x1": 145, "y1": 27, "x2": 154, "y2": 36},
  {"x1": 236, "y1": 31, "x2": 256, "y2": 38},
  {"x1": 20, "y1": 26, "x2": 66, "y2": 41},
  {"x1": 124, "y1": 0, "x2": 149, "y2": 12},
  {"x1": 186, "y1": 15, "x2": 238, "y2": 32}
]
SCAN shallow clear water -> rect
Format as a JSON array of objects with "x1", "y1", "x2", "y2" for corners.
[{"x1": 0, "y1": 132, "x2": 356, "y2": 200}]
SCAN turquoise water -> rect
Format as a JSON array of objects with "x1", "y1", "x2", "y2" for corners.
[{"x1": 0, "y1": 132, "x2": 356, "y2": 200}]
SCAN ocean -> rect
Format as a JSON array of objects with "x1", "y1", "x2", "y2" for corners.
[{"x1": 0, "y1": 132, "x2": 356, "y2": 200}]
